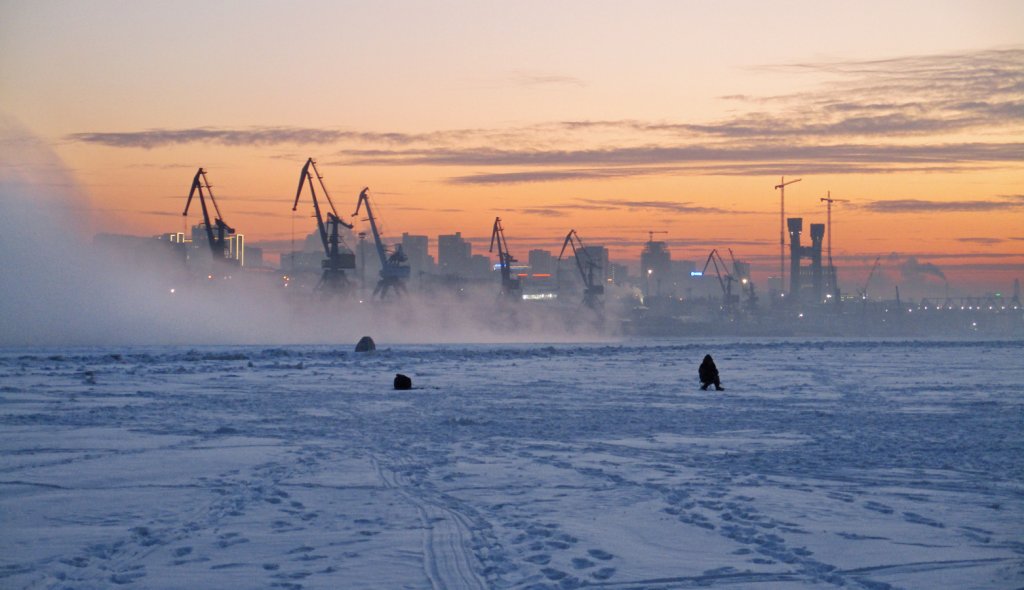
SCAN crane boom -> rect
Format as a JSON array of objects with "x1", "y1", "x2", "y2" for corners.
[
  {"x1": 489, "y1": 217, "x2": 520, "y2": 300},
  {"x1": 183, "y1": 167, "x2": 234, "y2": 261},
  {"x1": 292, "y1": 158, "x2": 352, "y2": 256},
  {"x1": 701, "y1": 249, "x2": 733, "y2": 297},
  {"x1": 354, "y1": 188, "x2": 388, "y2": 270},
  {"x1": 861, "y1": 255, "x2": 882, "y2": 299},
  {"x1": 820, "y1": 192, "x2": 851, "y2": 299},
  {"x1": 291, "y1": 158, "x2": 355, "y2": 293},
  {"x1": 727, "y1": 248, "x2": 757, "y2": 310},
  {"x1": 558, "y1": 229, "x2": 603, "y2": 308},
  {"x1": 353, "y1": 188, "x2": 409, "y2": 298}
]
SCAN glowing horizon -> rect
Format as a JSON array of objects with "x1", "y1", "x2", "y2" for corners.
[{"x1": 2, "y1": 1, "x2": 1022, "y2": 298}]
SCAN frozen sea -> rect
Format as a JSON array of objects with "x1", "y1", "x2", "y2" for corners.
[{"x1": 1, "y1": 338, "x2": 1022, "y2": 589}]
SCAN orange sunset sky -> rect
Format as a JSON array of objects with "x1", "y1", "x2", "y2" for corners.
[{"x1": 2, "y1": 0, "x2": 1022, "y2": 298}]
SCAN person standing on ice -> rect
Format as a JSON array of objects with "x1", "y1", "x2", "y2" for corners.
[{"x1": 699, "y1": 354, "x2": 724, "y2": 391}]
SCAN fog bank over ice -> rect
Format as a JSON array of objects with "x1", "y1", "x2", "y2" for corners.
[{"x1": 0, "y1": 122, "x2": 607, "y2": 347}]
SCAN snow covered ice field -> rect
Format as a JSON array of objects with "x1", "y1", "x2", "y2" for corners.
[{"x1": 1, "y1": 338, "x2": 1022, "y2": 589}]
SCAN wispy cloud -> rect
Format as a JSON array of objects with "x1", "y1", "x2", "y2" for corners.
[
  {"x1": 577, "y1": 198, "x2": 741, "y2": 215},
  {"x1": 516, "y1": 208, "x2": 571, "y2": 217},
  {"x1": 956, "y1": 237, "x2": 1004, "y2": 244},
  {"x1": 67, "y1": 127, "x2": 493, "y2": 149},
  {"x1": 69, "y1": 127, "x2": 351, "y2": 149},
  {"x1": 448, "y1": 167, "x2": 672, "y2": 185},
  {"x1": 501, "y1": 198, "x2": 745, "y2": 216},
  {"x1": 127, "y1": 163, "x2": 199, "y2": 170},
  {"x1": 510, "y1": 70, "x2": 586, "y2": 88},
  {"x1": 390, "y1": 206, "x2": 464, "y2": 213},
  {"x1": 345, "y1": 143, "x2": 1024, "y2": 167},
  {"x1": 450, "y1": 163, "x2": 994, "y2": 184},
  {"x1": 733, "y1": 48, "x2": 1024, "y2": 140},
  {"x1": 860, "y1": 197, "x2": 1024, "y2": 213},
  {"x1": 65, "y1": 48, "x2": 1024, "y2": 187},
  {"x1": 102, "y1": 208, "x2": 183, "y2": 218},
  {"x1": 342, "y1": 142, "x2": 1022, "y2": 184}
]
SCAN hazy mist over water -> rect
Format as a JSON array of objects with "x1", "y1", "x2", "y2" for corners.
[
  {"x1": 0, "y1": 120, "x2": 609, "y2": 347},
  {"x1": 3, "y1": 119, "x2": 1019, "y2": 347}
]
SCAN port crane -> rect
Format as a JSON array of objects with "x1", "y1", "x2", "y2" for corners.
[
  {"x1": 859, "y1": 255, "x2": 882, "y2": 300},
  {"x1": 558, "y1": 229, "x2": 603, "y2": 309},
  {"x1": 702, "y1": 249, "x2": 739, "y2": 311},
  {"x1": 354, "y1": 188, "x2": 409, "y2": 299},
  {"x1": 182, "y1": 168, "x2": 235, "y2": 262},
  {"x1": 820, "y1": 191, "x2": 850, "y2": 299},
  {"x1": 489, "y1": 217, "x2": 521, "y2": 301},
  {"x1": 292, "y1": 158, "x2": 355, "y2": 293},
  {"x1": 728, "y1": 248, "x2": 758, "y2": 310}
]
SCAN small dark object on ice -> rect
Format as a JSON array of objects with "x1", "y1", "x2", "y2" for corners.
[
  {"x1": 355, "y1": 336, "x2": 376, "y2": 352},
  {"x1": 699, "y1": 354, "x2": 724, "y2": 391},
  {"x1": 394, "y1": 374, "x2": 412, "y2": 390}
]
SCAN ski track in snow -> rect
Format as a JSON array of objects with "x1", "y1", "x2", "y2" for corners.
[
  {"x1": 1, "y1": 339, "x2": 1023, "y2": 589},
  {"x1": 373, "y1": 456, "x2": 487, "y2": 590}
]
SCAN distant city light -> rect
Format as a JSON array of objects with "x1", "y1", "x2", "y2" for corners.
[{"x1": 690, "y1": 271, "x2": 703, "y2": 277}]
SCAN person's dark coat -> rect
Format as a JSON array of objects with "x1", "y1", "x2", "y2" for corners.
[{"x1": 699, "y1": 355, "x2": 723, "y2": 390}]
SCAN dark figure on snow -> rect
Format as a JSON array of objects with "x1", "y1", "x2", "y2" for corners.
[{"x1": 699, "y1": 354, "x2": 724, "y2": 391}]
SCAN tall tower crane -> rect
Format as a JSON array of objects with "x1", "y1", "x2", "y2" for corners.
[
  {"x1": 558, "y1": 229, "x2": 603, "y2": 309},
  {"x1": 489, "y1": 217, "x2": 521, "y2": 301},
  {"x1": 182, "y1": 168, "x2": 235, "y2": 262},
  {"x1": 774, "y1": 177, "x2": 801, "y2": 297},
  {"x1": 647, "y1": 230, "x2": 668, "y2": 242},
  {"x1": 820, "y1": 191, "x2": 850, "y2": 300},
  {"x1": 292, "y1": 157, "x2": 355, "y2": 293},
  {"x1": 354, "y1": 188, "x2": 410, "y2": 299}
]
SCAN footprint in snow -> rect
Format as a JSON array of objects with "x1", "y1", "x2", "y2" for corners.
[
  {"x1": 902, "y1": 512, "x2": 945, "y2": 528},
  {"x1": 541, "y1": 567, "x2": 568, "y2": 580},
  {"x1": 587, "y1": 549, "x2": 613, "y2": 560},
  {"x1": 109, "y1": 570, "x2": 146, "y2": 584},
  {"x1": 592, "y1": 567, "x2": 616, "y2": 580},
  {"x1": 864, "y1": 501, "x2": 894, "y2": 514},
  {"x1": 571, "y1": 557, "x2": 594, "y2": 569}
]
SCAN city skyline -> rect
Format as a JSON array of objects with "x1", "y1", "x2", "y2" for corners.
[{"x1": 2, "y1": 0, "x2": 1022, "y2": 297}]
